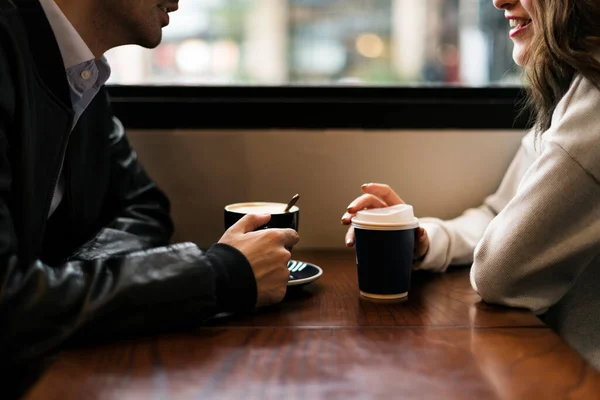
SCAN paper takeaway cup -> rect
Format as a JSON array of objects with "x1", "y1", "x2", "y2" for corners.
[{"x1": 351, "y1": 204, "x2": 419, "y2": 300}]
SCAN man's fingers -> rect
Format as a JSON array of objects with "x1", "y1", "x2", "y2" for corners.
[
  {"x1": 345, "y1": 226, "x2": 355, "y2": 247},
  {"x1": 346, "y1": 193, "x2": 388, "y2": 214},
  {"x1": 361, "y1": 183, "x2": 404, "y2": 206},
  {"x1": 230, "y1": 213, "x2": 271, "y2": 234},
  {"x1": 279, "y1": 228, "x2": 300, "y2": 248}
]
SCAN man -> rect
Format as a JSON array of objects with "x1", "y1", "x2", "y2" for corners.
[{"x1": 0, "y1": 0, "x2": 299, "y2": 366}]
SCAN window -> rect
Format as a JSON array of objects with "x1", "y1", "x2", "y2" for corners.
[{"x1": 105, "y1": 0, "x2": 520, "y2": 87}]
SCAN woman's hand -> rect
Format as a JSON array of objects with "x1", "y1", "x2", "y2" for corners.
[{"x1": 341, "y1": 183, "x2": 429, "y2": 260}]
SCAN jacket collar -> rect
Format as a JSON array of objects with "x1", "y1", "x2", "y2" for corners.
[{"x1": 15, "y1": 0, "x2": 71, "y2": 108}]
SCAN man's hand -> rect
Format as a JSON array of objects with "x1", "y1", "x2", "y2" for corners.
[
  {"x1": 219, "y1": 214, "x2": 300, "y2": 308},
  {"x1": 341, "y1": 183, "x2": 429, "y2": 260}
]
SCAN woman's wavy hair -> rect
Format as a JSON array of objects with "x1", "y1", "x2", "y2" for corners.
[{"x1": 524, "y1": 0, "x2": 600, "y2": 133}]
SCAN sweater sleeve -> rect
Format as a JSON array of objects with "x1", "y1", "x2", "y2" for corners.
[
  {"x1": 470, "y1": 75, "x2": 600, "y2": 314},
  {"x1": 415, "y1": 132, "x2": 536, "y2": 272}
]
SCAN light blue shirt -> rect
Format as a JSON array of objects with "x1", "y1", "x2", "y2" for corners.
[
  {"x1": 67, "y1": 58, "x2": 111, "y2": 127},
  {"x1": 39, "y1": 0, "x2": 112, "y2": 216}
]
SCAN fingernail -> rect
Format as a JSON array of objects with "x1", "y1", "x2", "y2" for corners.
[
  {"x1": 361, "y1": 183, "x2": 369, "y2": 189},
  {"x1": 347, "y1": 203, "x2": 356, "y2": 211},
  {"x1": 346, "y1": 239, "x2": 353, "y2": 246}
]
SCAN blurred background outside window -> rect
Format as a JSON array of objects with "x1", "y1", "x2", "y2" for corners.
[{"x1": 105, "y1": 0, "x2": 520, "y2": 86}]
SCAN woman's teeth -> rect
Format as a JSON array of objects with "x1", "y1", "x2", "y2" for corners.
[{"x1": 510, "y1": 19, "x2": 531, "y2": 28}]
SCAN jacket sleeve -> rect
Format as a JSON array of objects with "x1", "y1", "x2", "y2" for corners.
[
  {"x1": 1, "y1": 242, "x2": 258, "y2": 366},
  {"x1": 415, "y1": 132, "x2": 535, "y2": 272},
  {"x1": 0, "y1": 66, "x2": 257, "y2": 368},
  {"x1": 470, "y1": 142, "x2": 600, "y2": 314},
  {"x1": 67, "y1": 113, "x2": 175, "y2": 261},
  {"x1": 470, "y1": 76, "x2": 600, "y2": 314}
]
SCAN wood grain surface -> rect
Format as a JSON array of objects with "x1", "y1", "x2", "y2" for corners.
[
  {"x1": 23, "y1": 250, "x2": 599, "y2": 400},
  {"x1": 207, "y1": 250, "x2": 545, "y2": 328}
]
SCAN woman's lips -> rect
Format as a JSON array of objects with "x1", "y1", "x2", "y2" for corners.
[{"x1": 509, "y1": 19, "x2": 532, "y2": 38}]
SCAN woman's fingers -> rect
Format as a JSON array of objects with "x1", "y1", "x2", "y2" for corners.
[
  {"x1": 361, "y1": 183, "x2": 404, "y2": 206},
  {"x1": 414, "y1": 227, "x2": 430, "y2": 259},
  {"x1": 340, "y1": 211, "x2": 353, "y2": 225},
  {"x1": 342, "y1": 183, "x2": 405, "y2": 246},
  {"x1": 345, "y1": 193, "x2": 388, "y2": 214},
  {"x1": 345, "y1": 226, "x2": 355, "y2": 247}
]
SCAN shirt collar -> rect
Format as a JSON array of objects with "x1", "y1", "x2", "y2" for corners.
[{"x1": 38, "y1": 0, "x2": 94, "y2": 69}]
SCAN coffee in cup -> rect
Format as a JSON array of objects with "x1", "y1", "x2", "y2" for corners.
[
  {"x1": 351, "y1": 204, "x2": 418, "y2": 300},
  {"x1": 224, "y1": 202, "x2": 299, "y2": 231}
]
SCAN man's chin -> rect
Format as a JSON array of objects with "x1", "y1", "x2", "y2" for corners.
[{"x1": 138, "y1": 31, "x2": 163, "y2": 49}]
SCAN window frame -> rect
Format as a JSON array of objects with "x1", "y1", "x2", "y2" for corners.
[{"x1": 107, "y1": 85, "x2": 531, "y2": 130}]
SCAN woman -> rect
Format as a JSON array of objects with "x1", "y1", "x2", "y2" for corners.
[{"x1": 341, "y1": 0, "x2": 600, "y2": 368}]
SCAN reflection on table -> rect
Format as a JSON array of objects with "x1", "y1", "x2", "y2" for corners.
[{"x1": 24, "y1": 250, "x2": 600, "y2": 400}]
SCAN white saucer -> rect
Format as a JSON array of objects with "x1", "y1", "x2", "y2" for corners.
[{"x1": 287, "y1": 259, "x2": 323, "y2": 287}]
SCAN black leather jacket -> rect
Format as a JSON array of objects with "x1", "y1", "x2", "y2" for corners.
[{"x1": 0, "y1": 0, "x2": 256, "y2": 366}]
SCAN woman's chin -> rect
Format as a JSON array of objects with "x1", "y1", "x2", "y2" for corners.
[{"x1": 512, "y1": 45, "x2": 529, "y2": 67}]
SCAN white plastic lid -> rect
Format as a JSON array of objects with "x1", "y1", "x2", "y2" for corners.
[{"x1": 351, "y1": 204, "x2": 419, "y2": 231}]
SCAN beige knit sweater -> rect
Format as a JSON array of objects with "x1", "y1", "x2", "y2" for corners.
[{"x1": 417, "y1": 74, "x2": 600, "y2": 369}]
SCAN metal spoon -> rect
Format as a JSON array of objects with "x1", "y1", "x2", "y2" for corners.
[{"x1": 284, "y1": 193, "x2": 300, "y2": 213}]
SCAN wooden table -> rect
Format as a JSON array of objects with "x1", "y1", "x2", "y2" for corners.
[{"x1": 24, "y1": 250, "x2": 600, "y2": 399}]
